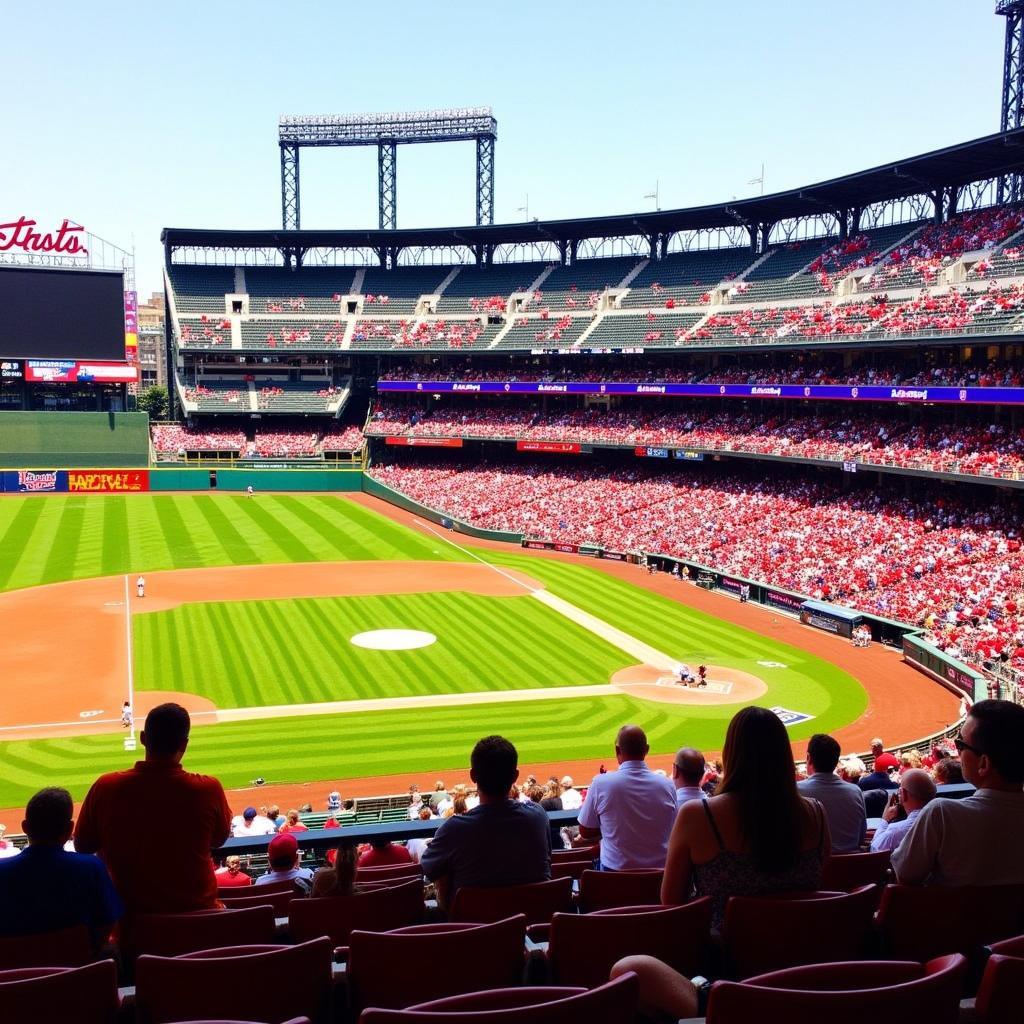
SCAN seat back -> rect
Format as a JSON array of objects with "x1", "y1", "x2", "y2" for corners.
[
  {"x1": 134, "y1": 938, "x2": 332, "y2": 1024},
  {"x1": 357, "y1": 863, "x2": 423, "y2": 883},
  {"x1": 550, "y1": 846, "x2": 598, "y2": 864},
  {"x1": 359, "y1": 971, "x2": 638, "y2": 1023},
  {"x1": 577, "y1": 868, "x2": 663, "y2": 912},
  {"x1": 876, "y1": 885, "x2": 1024, "y2": 962},
  {"x1": 129, "y1": 906, "x2": 277, "y2": 959},
  {"x1": 722, "y1": 886, "x2": 878, "y2": 978},
  {"x1": 449, "y1": 876, "x2": 573, "y2": 927},
  {"x1": 975, "y1": 952, "x2": 1024, "y2": 1024},
  {"x1": 219, "y1": 888, "x2": 297, "y2": 915},
  {"x1": 288, "y1": 879, "x2": 425, "y2": 945},
  {"x1": 820, "y1": 851, "x2": 891, "y2": 891},
  {"x1": 0, "y1": 960, "x2": 118, "y2": 1024},
  {"x1": 706, "y1": 954, "x2": 966, "y2": 1024},
  {"x1": 548, "y1": 898, "x2": 712, "y2": 989},
  {"x1": 348, "y1": 916, "x2": 526, "y2": 1012},
  {"x1": 216, "y1": 877, "x2": 293, "y2": 899},
  {"x1": 0, "y1": 924, "x2": 93, "y2": 968},
  {"x1": 988, "y1": 933, "x2": 1024, "y2": 957}
]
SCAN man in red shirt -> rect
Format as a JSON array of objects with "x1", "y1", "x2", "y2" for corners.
[
  {"x1": 74, "y1": 703, "x2": 232, "y2": 915},
  {"x1": 215, "y1": 855, "x2": 253, "y2": 887},
  {"x1": 358, "y1": 838, "x2": 414, "y2": 868}
]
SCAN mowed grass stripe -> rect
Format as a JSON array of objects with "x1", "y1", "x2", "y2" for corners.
[
  {"x1": 0, "y1": 498, "x2": 47, "y2": 590},
  {"x1": 0, "y1": 687, "x2": 838, "y2": 808},
  {"x1": 132, "y1": 592, "x2": 630, "y2": 708},
  {"x1": 0, "y1": 494, "x2": 464, "y2": 593}
]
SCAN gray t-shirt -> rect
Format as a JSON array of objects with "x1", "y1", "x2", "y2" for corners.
[{"x1": 420, "y1": 799, "x2": 551, "y2": 893}]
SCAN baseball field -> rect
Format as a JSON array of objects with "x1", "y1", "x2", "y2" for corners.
[{"x1": 0, "y1": 491, "x2": 958, "y2": 813}]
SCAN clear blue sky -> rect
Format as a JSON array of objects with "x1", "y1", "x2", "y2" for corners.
[{"x1": 5, "y1": 0, "x2": 1007, "y2": 295}]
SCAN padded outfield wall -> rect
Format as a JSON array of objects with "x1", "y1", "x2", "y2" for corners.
[{"x1": 0, "y1": 412, "x2": 150, "y2": 468}]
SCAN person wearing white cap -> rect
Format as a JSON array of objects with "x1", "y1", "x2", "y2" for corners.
[{"x1": 559, "y1": 776, "x2": 582, "y2": 811}]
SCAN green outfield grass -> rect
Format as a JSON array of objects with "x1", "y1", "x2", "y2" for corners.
[
  {"x1": 0, "y1": 493, "x2": 463, "y2": 592},
  {"x1": 134, "y1": 592, "x2": 631, "y2": 706},
  {"x1": 0, "y1": 493, "x2": 869, "y2": 810}
]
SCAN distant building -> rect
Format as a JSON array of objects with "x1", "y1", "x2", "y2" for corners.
[{"x1": 137, "y1": 291, "x2": 167, "y2": 388}]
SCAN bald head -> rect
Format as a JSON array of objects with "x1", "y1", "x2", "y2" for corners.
[
  {"x1": 672, "y1": 747, "x2": 705, "y2": 786},
  {"x1": 616, "y1": 725, "x2": 649, "y2": 763},
  {"x1": 900, "y1": 768, "x2": 936, "y2": 810}
]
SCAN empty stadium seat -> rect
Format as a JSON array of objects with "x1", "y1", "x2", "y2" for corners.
[
  {"x1": 0, "y1": 924, "x2": 93, "y2": 969},
  {"x1": 356, "y1": 863, "x2": 423, "y2": 883},
  {"x1": 287, "y1": 879, "x2": 425, "y2": 947},
  {"x1": 704, "y1": 954, "x2": 966, "y2": 1024},
  {"x1": 346, "y1": 916, "x2": 527, "y2": 1013},
  {"x1": 721, "y1": 886, "x2": 878, "y2": 979},
  {"x1": 0, "y1": 960, "x2": 119, "y2": 1024},
  {"x1": 358, "y1": 971, "x2": 639, "y2": 1023},
  {"x1": 547, "y1": 899, "x2": 712, "y2": 989},
  {"x1": 127, "y1": 906, "x2": 277, "y2": 959},
  {"x1": 134, "y1": 939, "x2": 333, "y2": 1024},
  {"x1": 576, "y1": 868, "x2": 663, "y2": 912},
  {"x1": 217, "y1": 889, "x2": 297, "y2": 917},
  {"x1": 973, "y1": 950, "x2": 1024, "y2": 1024},
  {"x1": 449, "y1": 877, "x2": 573, "y2": 930},
  {"x1": 820, "y1": 850, "x2": 892, "y2": 891}
]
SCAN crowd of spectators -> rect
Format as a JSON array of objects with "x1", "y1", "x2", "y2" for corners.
[
  {"x1": 367, "y1": 400, "x2": 1024, "y2": 480},
  {"x1": 151, "y1": 424, "x2": 364, "y2": 456},
  {"x1": 353, "y1": 319, "x2": 484, "y2": 348},
  {"x1": 370, "y1": 459, "x2": 1024, "y2": 670},
  {"x1": 866, "y1": 207, "x2": 1024, "y2": 287}
]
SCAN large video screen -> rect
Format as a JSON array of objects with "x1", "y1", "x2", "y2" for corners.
[{"x1": 0, "y1": 267, "x2": 125, "y2": 361}]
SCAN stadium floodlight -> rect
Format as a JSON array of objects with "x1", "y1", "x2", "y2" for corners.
[
  {"x1": 997, "y1": 1, "x2": 1024, "y2": 201},
  {"x1": 644, "y1": 182, "x2": 660, "y2": 212},
  {"x1": 277, "y1": 107, "x2": 498, "y2": 230}
]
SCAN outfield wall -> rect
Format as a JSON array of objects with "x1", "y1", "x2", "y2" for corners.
[
  {"x1": 0, "y1": 466, "x2": 362, "y2": 493},
  {"x1": 0, "y1": 412, "x2": 149, "y2": 468}
]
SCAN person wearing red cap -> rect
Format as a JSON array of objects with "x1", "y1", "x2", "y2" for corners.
[{"x1": 256, "y1": 832, "x2": 313, "y2": 895}]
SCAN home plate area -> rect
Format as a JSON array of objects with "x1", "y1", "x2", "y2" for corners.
[{"x1": 654, "y1": 675, "x2": 734, "y2": 695}]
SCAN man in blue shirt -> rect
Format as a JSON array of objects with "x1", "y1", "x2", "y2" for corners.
[
  {"x1": 0, "y1": 787, "x2": 122, "y2": 951},
  {"x1": 421, "y1": 735, "x2": 550, "y2": 909},
  {"x1": 798, "y1": 733, "x2": 867, "y2": 853}
]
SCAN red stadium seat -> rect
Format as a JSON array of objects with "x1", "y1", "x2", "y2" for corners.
[
  {"x1": 358, "y1": 971, "x2": 639, "y2": 1023},
  {"x1": 449, "y1": 877, "x2": 573, "y2": 929},
  {"x1": 550, "y1": 846, "x2": 598, "y2": 864},
  {"x1": 705, "y1": 954, "x2": 966, "y2": 1024},
  {"x1": 134, "y1": 939, "x2": 332, "y2": 1024},
  {"x1": 820, "y1": 851, "x2": 891, "y2": 891},
  {"x1": 218, "y1": 888, "x2": 298, "y2": 916},
  {"x1": 722, "y1": 886, "x2": 878, "y2": 979},
  {"x1": 876, "y1": 884, "x2": 1024, "y2": 962},
  {"x1": 287, "y1": 878, "x2": 425, "y2": 946},
  {"x1": 974, "y1": 950, "x2": 1024, "y2": 1024},
  {"x1": 576, "y1": 868, "x2": 663, "y2": 912},
  {"x1": 356, "y1": 863, "x2": 424, "y2": 883},
  {"x1": 0, "y1": 924, "x2": 93, "y2": 968},
  {"x1": 128, "y1": 906, "x2": 277, "y2": 959},
  {"x1": 988, "y1": 933, "x2": 1024, "y2": 957},
  {"x1": 346, "y1": 916, "x2": 526, "y2": 1013},
  {"x1": 0, "y1": 960, "x2": 118, "y2": 1024},
  {"x1": 547, "y1": 899, "x2": 712, "y2": 989},
  {"x1": 217, "y1": 877, "x2": 293, "y2": 900}
]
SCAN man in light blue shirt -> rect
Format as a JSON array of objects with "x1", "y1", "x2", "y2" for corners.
[
  {"x1": 578, "y1": 725, "x2": 677, "y2": 870},
  {"x1": 870, "y1": 769, "x2": 935, "y2": 854},
  {"x1": 798, "y1": 733, "x2": 866, "y2": 853}
]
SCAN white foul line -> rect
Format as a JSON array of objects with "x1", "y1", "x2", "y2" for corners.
[
  {"x1": 123, "y1": 575, "x2": 136, "y2": 742},
  {"x1": 411, "y1": 517, "x2": 678, "y2": 671}
]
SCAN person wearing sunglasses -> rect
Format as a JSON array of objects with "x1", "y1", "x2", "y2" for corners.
[{"x1": 892, "y1": 699, "x2": 1024, "y2": 886}]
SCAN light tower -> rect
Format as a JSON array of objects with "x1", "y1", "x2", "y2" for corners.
[{"x1": 998, "y1": 1, "x2": 1024, "y2": 200}]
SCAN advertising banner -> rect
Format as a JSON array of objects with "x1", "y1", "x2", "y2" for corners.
[
  {"x1": 24, "y1": 359, "x2": 138, "y2": 384},
  {"x1": 0, "y1": 359, "x2": 23, "y2": 380},
  {"x1": 377, "y1": 379, "x2": 1024, "y2": 406},
  {"x1": 635, "y1": 446, "x2": 670, "y2": 458},
  {"x1": 67, "y1": 470, "x2": 149, "y2": 493},
  {"x1": 516, "y1": 441, "x2": 581, "y2": 454},
  {"x1": 766, "y1": 589, "x2": 806, "y2": 613},
  {"x1": 384, "y1": 436, "x2": 463, "y2": 448},
  {"x1": 1, "y1": 470, "x2": 66, "y2": 493},
  {"x1": 673, "y1": 449, "x2": 705, "y2": 461},
  {"x1": 124, "y1": 290, "x2": 138, "y2": 365},
  {"x1": 522, "y1": 540, "x2": 553, "y2": 550}
]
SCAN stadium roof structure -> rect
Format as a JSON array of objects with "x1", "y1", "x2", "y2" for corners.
[{"x1": 163, "y1": 129, "x2": 1024, "y2": 254}]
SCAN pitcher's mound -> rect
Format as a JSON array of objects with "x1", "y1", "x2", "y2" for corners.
[{"x1": 612, "y1": 664, "x2": 767, "y2": 705}]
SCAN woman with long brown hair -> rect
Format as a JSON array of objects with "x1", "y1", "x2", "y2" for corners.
[{"x1": 612, "y1": 705, "x2": 830, "y2": 1018}]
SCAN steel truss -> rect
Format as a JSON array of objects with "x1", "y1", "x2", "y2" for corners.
[
  {"x1": 277, "y1": 107, "x2": 497, "y2": 230},
  {"x1": 998, "y1": 2, "x2": 1024, "y2": 201}
]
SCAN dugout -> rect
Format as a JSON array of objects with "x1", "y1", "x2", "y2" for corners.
[{"x1": 799, "y1": 600, "x2": 863, "y2": 639}]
